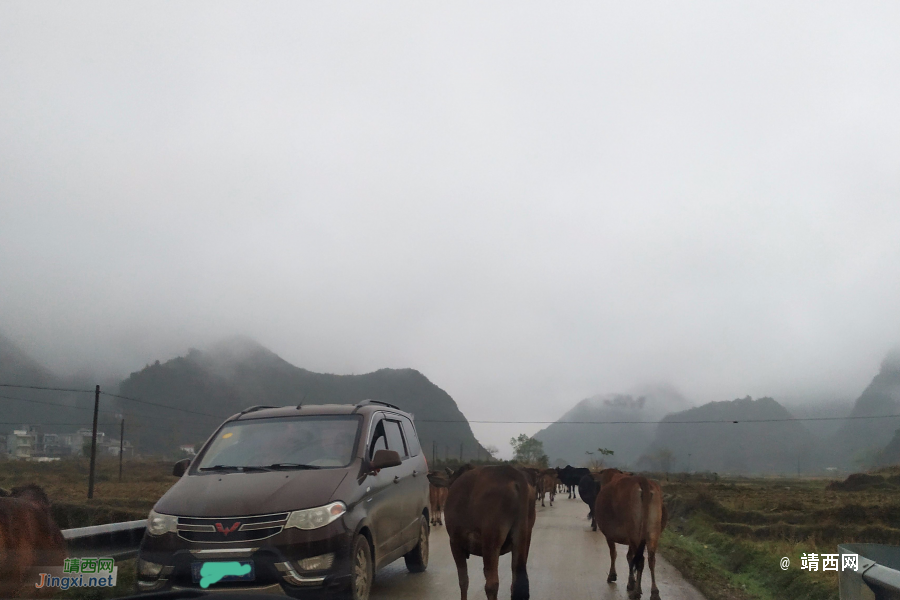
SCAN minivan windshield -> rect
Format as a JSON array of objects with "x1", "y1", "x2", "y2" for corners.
[{"x1": 197, "y1": 415, "x2": 361, "y2": 471}]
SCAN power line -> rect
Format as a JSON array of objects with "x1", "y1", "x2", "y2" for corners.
[
  {"x1": 0, "y1": 392, "x2": 90, "y2": 410},
  {"x1": 0, "y1": 383, "x2": 94, "y2": 393},
  {"x1": 0, "y1": 421, "x2": 94, "y2": 426},
  {"x1": 5, "y1": 381, "x2": 896, "y2": 426},
  {"x1": 0, "y1": 392, "x2": 221, "y2": 427},
  {"x1": 0, "y1": 381, "x2": 229, "y2": 420},
  {"x1": 99, "y1": 391, "x2": 227, "y2": 419},
  {"x1": 420, "y1": 414, "x2": 900, "y2": 425}
]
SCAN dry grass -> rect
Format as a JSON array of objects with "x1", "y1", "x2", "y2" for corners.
[
  {"x1": 655, "y1": 472, "x2": 900, "y2": 600},
  {"x1": 0, "y1": 457, "x2": 177, "y2": 527}
]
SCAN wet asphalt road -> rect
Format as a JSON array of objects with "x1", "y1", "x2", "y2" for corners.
[{"x1": 370, "y1": 493, "x2": 706, "y2": 600}]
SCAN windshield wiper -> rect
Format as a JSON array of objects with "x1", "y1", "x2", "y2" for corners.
[
  {"x1": 200, "y1": 465, "x2": 270, "y2": 472},
  {"x1": 262, "y1": 463, "x2": 322, "y2": 470}
]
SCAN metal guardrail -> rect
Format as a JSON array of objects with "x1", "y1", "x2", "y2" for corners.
[
  {"x1": 839, "y1": 543, "x2": 900, "y2": 600},
  {"x1": 63, "y1": 519, "x2": 146, "y2": 560}
]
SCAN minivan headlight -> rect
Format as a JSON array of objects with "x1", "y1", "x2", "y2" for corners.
[
  {"x1": 147, "y1": 510, "x2": 177, "y2": 536},
  {"x1": 285, "y1": 502, "x2": 346, "y2": 530}
]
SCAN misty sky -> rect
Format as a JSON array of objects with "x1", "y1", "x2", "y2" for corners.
[{"x1": 2, "y1": 2, "x2": 900, "y2": 454}]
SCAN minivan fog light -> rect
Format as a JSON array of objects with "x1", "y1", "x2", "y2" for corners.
[
  {"x1": 138, "y1": 559, "x2": 164, "y2": 577},
  {"x1": 147, "y1": 510, "x2": 177, "y2": 536},
  {"x1": 285, "y1": 502, "x2": 346, "y2": 530},
  {"x1": 298, "y1": 553, "x2": 335, "y2": 571}
]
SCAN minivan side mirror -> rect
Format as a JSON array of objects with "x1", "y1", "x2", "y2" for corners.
[
  {"x1": 370, "y1": 449, "x2": 402, "y2": 471},
  {"x1": 173, "y1": 458, "x2": 191, "y2": 477}
]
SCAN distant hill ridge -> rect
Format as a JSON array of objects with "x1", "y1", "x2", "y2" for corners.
[
  {"x1": 835, "y1": 349, "x2": 900, "y2": 464},
  {"x1": 642, "y1": 396, "x2": 814, "y2": 474},
  {"x1": 118, "y1": 337, "x2": 487, "y2": 458},
  {"x1": 533, "y1": 384, "x2": 691, "y2": 467},
  {"x1": 0, "y1": 332, "x2": 109, "y2": 433}
]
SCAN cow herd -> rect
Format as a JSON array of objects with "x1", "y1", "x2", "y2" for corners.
[
  {"x1": 0, "y1": 467, "x2": 667, "y2": 600},
  {"x1": 428, "y1": 464, "x2": 668, "y2": 600}
]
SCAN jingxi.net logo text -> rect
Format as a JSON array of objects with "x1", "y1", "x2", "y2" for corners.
[{"x1": 34, "y1": 558, "x2": 118, "y2": 590}]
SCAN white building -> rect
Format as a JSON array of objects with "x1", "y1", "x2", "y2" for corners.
[{"x1": 6, "y1": 427, "x2": 38, "y2": 459}]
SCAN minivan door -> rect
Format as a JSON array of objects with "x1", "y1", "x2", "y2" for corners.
[
  {"x1": 381, "y1": 418, "x2": 420, "y2": 547},
  {"x1": 363, "y1": 415, "x2": 404, "y2": 561}
]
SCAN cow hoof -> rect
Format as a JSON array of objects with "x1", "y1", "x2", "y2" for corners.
[
  {"x1": 626, "y1": 581, "x2": 634, "y2": 591},
  {"x1": 607, "y1": 574, "x2": 617, "y2": 583},
  {"x1": 649, "y1": 592, "x2": 661, "y2": 600}
]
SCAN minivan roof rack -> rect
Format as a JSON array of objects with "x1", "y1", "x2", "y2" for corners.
[
  {"x1": 353, "y1": 399, "x2": 400, "y2": 411},
  {"x1": 239, "y1": 405, "x2": 277, "y2": 415}
]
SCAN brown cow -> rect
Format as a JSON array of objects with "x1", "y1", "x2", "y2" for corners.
[
  {"x1": 537, "y1": 470, "x2": 558, "y2": 507},
  {"x1": 594, "y1": 469, "x2": 667, "y2": 600},
  {"x1": 445, "y1": 465, "x2": 536, "y2": 600},
  {"x1": 427, "y1": 471, "x2": 450, "y2": 526},
  {"x1": 0, "y1": 484, "x2": 68, "y2": 597}
]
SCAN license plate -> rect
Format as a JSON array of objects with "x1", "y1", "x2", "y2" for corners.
[{"x1": 191, "y1": 561, "x2": 256, "y2": 585}]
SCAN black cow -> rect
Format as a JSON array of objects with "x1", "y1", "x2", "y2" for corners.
[
  {"x1": 557, "y1": 466, "x2": 590, "y2": 499},
  {"x1": 578, "y1": 473, "x2": 601, "y2": 530}
]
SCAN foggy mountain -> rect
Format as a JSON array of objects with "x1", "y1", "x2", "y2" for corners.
[
  {"x1": 835, "y1": 350, "x2": 900, "y2": 467},
  {"x1": 642, "y1": 396, "x2": 815, "y2": 475},
  {"x1": 876, "y1": 428, "x2": 900, "y2": 467},
  {"x1": 533, "y1": 384, "x2": 692, "y2": 467},
  {"x1": 0, "y1": 332, "x2": 118, "y2": 434},
  {"x1": 116, "y1": 337, "x2": 487, "y2": 458}
]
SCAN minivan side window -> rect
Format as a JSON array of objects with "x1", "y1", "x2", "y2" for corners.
[
  {"x1": 399, "y1": 417, "x2": 420, "y2": 457},
  {"x1": 383, "y1": 420, "x2": 408, "y2": 459},
  {"x1": 368, "y1": 420, "x2": 388, "y2": 460}
]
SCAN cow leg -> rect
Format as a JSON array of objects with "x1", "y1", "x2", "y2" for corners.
[
  {"x1": 629, "y1": 544, "x2": 646, "y2": 600},
  {"x1": 648, "y1": 549, "x2": 660, "y2": 600},
  {"x1": 450, "y1": 542, "x2": 469, "y2": 600},
  {"x1": 540, "y1": 492, "x2": 545, "y2": 508},
  {"x1": 606, "y1": 538, "x2": 617, "y2": 583},
  {"x1": 510, "y1": 537, "x2": 531, "y2": 600},
  {"x1": 482, "y1": 536, "x2": 502, "y2": 600},
  {"x1": 626, "y1": 546, "x2": 635, "y2": 591},
  {"x1": 511, "y1": 513, "x2": 534, "y2": 600}
]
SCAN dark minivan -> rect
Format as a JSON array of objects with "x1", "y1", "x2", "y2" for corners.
[{"x1": 136, "y1": 400, "x2": 430, "y2": 599}]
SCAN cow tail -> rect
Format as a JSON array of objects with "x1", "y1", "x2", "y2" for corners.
[{"x1": 639, "y1": 477, "x2": 652, "y2": 546}]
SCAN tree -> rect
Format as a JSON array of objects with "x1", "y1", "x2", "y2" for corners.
[
  {"x1": 485, "y1": 445, "x2": 499, "y2": 458},
  {"x1": 510, "y1": 434, "x2": 549, "y2": 467},
  {"x1": 585, "y1": 447, "x2": 615, "y2": 469},
  {"x1": 656, "y1": 448, "x2": 674, "y2": 474}
]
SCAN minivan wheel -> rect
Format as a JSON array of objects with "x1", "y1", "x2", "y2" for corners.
[
  {"x1": 404, "y1": 516, "x2": 429, "y2": 573},
  {"x1": 349, "y1": 535, "x2": 373, "y2": 600}
]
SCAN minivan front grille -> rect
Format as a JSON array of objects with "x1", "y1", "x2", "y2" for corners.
[{"x1": 177, "y1": 512, "x2": 290, "y2": 543}]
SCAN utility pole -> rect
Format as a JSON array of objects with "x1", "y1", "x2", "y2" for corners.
[
  {"x1": 88, "y1": 384, "x2": 100, "y2": 499},
  {"x1": 119, "y1": 417, "x2": 125, "y2": 483},
  {"x1": 459, "y1": 442, "x2": 463, "y2": 462}
]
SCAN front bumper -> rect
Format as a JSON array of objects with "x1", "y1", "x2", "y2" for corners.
[{"x1": 136, "y1": 524, "x2": 353, "y2": 597}]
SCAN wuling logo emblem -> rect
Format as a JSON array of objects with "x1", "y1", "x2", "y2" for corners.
[{"x1": 215, "y1": 522, "x2": 241, "y2": 536}]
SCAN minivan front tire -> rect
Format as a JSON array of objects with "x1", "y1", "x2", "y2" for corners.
[
  {"x1": 403, "y1": 516, "x2": 429, "y2": 573},
  {"x1": 349, "y1": 535, "x2": 373, "y2": 600}
]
